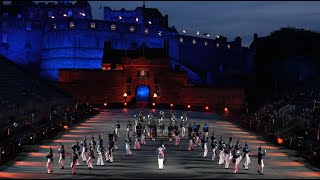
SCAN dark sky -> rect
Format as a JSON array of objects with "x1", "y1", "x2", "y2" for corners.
[{"x1": 4, "y1": 1, "x2": 320, "y2": 47}]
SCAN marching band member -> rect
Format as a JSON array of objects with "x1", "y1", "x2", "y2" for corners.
[
  {"x1": 218, "y1": 140, "x2": 226, "y2": 165},
  {"x1": 71, "y1": 150, "x2": 78, "y2": 174},
  {"x1": 202, "y1": 135, "x2": 209, "y2": 158},
  {"x1": 224, "y1": 143, "x2": 233, "y2": 169},
  {"x1": 106, "y1": 135, "x2": 115, "y2": 163},
  {"x1": 188, "y1": 133, "x2": 194, "y2": 151},
  {"x1": 211, "y1": 139, "x2": 218, "y2": 161},
  {"x1": 232, "y1": 142, "x2": 242, "y2": 174},
  {"x1": 127, "y1": 120, "x2": 132, "y2": 137},
  {"x1": 133, "y1": 133, "x2": 141, "y2": 150},
  {"x1": 71, "y1": 140, "x2": 80, "y2": 165},
  {"x1": 180, "y1": 113, "x2": 187, "y2": 137},
  {"x1": 90, "y1": 135, "x2": 96, "y2": 151},
  {"x1": 242, "y1": 142, "x2": 251, "y2": 170},
  {"x1": 141, "y1": 125, "x2": 147, "y2": 145},
  {"x1": 58, "y1": 143, "x2": 65, "y2": 169},
  {"x1": 113, "y1": 128, "x2": 119, "y2": 150},
  {"x1": 257, "y1": 146, "x2": 267, "y2": 175},
  {"x1": 115, "y1": 120, "x2": 120, "y2": 138},
  {"x1": 96, "y1": 144, "x2": 104, "y2": 166},
  {"x1": 168, "y1": 122, "x2": 173, "y2": 142},
  {"x1": 125, "y1": 134, "x2": 133, "y2": 156},
  {"x1": 151, "y1": 121, "x2": 157, "y2": 141},
  {"x1": 156, "y1": 143, "x2": 166, "y2": 170},
  {"x1": 87, "y1": 145, "x2": 95, "y2": 169},
  {"x1": 203, "y1": 122, "x2": 209, "y2": 138},
  {"x1": 80, "y1": 137, "x2": 88, "y2": 162},
  {"x1": 45, "y1": 147, "x2": 53, "y2": 174}
]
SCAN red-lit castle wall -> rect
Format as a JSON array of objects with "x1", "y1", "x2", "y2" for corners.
[{"x1": 58, "y1": 56, "x2": 244, "y2": 110}]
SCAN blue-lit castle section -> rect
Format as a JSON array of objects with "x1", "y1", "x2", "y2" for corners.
[{"x1": 0, "y1": 1, "x2": 254, "y2": 84}]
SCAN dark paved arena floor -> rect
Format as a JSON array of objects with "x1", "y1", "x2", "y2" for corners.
[{"x1": 0, "y1": 109, "x2": 319, "y2": 179}]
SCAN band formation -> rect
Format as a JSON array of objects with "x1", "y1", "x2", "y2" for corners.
[{"x1": 45, "y1": 111, "x2": 267, "y2": 175}]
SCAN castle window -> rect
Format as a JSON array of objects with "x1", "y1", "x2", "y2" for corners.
[
  {"x1": 2, "y1": 33, "x2": 8, "y2": 43},
  {"x1": 3, "y1": 21, "x2": 7, "y2": 31},
  {"x1": 140, "y1": 70, "x2": 145, "y2": 77},
  {"x1": 216, "y1": 43, "x2": 219, "y2": 48},
  {"x1": 68, "y1": 10, "x2": 73, "y2": 17},
  {"x1": 193, "y1": 39, "x2": 196, "y2": 44},
  {"x1": 227, "y1": 44, "x2": 231, "y2": 49},
  {"x1": 158, "y1": 31, "x2": 162, "y2": 36},
  {"x1": 70, "y1": 22, "x2": 74, "y2": 28},
  {"x1": 179, "y1": 37, "x2": 183, "y2": 43},
  {"x1": 144, "y1": 28, "x2": 148, "y2": 34},
  {"x1": 130, "y1": 26, "x2": 135, "y2": 32},
  {"x1": 111, "y1": 24, "x2": 116, "y2": 31},
  {"x1": 204, "y1": 41, "x2": 208, "y2": 46},
  {"x1": 135, "y1": 17, "x2": 139, "y2": 22},
  {"x1": 26, "y1": 22, "x2": 32, "y2": 31},
  {"x1": 91, "y1": 22, "x2": 96, "y2": 29},
  {"x1": 52, "y1": 24, "x2": 57, "y2": 30}
]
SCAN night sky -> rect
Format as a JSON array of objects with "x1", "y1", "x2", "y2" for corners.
[{"x1": 4, "y1": 1, "x2": 320, "y2": 47}]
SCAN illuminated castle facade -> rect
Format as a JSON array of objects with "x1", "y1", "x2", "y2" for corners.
[{"x1": 0, "y1": 1, "x2": 254, "y2": 85}]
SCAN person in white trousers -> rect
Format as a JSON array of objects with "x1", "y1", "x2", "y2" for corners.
[
  {"x1": 218, "y1": 142, "x2": 226, "y2": 165},
  {"x1": 58, "y1": 143, "x2": 65, "y2": 169},
  {"x1": 211, "y1": 139, "x2": 218, "y2": 161},
  {"x1": 80, "y1": 137, "x2": 88, "y2": 162},
  {"x1": 233, "y1": 147, "x2": 242, "y2": 174},
  {"x1": 71, "y1": 150, "x2": 78, "y2": 175},
  {"x1": 156, "y1": 143, "x2": 166, "y2": 170},
  {"x1": 86, "y1": 145, "x2": 94, "y2": 170},
  {"x1": 202, "y1": 136, "x2": 209, "y2": 158},
  {"x1": 174, "y1": 129, "x2": 180, "y2": 146},
  {"x1": 224, "y1": 146, "x2": 233, "y2": 169},
  {"x1": 45, "y1": 147, "x2": 53, "y2": 174},
  {"x1": 257, "y1": 146, "x2": 267, "y2": 175},
  {"x1": 96, "y1": 144, "x2": 104, "y2": 166},
  {"x1": 242, "y1": 142, "x2": 251, "y2": 170},
  {"x1": 125, "y1": 134, "x2": 133, "y2": 156},
  {"x1": 115, "y1": 121, "x2": 120, "y2": 138}
]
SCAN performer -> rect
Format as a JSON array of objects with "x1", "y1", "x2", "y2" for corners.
[
  {"x1": 195, "y1": 129, "x2": 201, "y2": 146},
  {"x1": 211, "y1": 139, "x2": 218, "y2": 161},
  {"x1": 58, "y1": 143, "x2": 65, "y2": 169},
  {"x1": 180, "y1": 114, "x2": 187, "y2": 137},
  {"x1": 257, "y1": 146, "x2": 267, "y2": 175},
  {"x1": 218, "y1": 140, "x2": 226, "y2": 165},
  {"x1": 156, "y1": 143, "x2": 166, "y2": 170},
  {"x1": 125, "y1": 134, "x2": 133, "y2": 156},
  {"x1": 168, "y1": 122, "x2": 173, "y2": 142},
  {"x1": 133, "y1": 133, "x2": 141, "y2": 150},
  {"x1": 174, "y1": 129, "x2": 180, "y2": 146},
  {"x1": 203, "y1": 122, "x2": 209, "y2": 138},
  {"x1": 224, "y1": 144, "x2": 233, "y2": 169},
  {"x1": 188, "y1": 133, "x2": 194, "y2": 151},
  {"x1": 90, "y1": 135, "x2": 96, "y2": 149},
  {"x1": 80, "y1": 137, "x2": 88, "y2": 162},
  {"x1": 127, "y1": 120, "x2": 132, "y2": 137},
  {"x1": 141, "y1": 125, "x2": 147, "y2": 145},
  {"x1": 211, "y1": 131, "x2": 216, "y2": 142},
  {"x1": 71, "y1": 150, "x2": 78, "y2": 175},
  {"x1": 106, "y1": 134, "x2": 115, "y2": 163},
  {"x1": 202, "y1": 135, "x2": 209, "y2": 158},
  {"x1": 98, "y1": 134, "x2": 103, "y2": 147},
  {"x1": 112, "y1": 128, "x2": 119, "y2": 150},
  {"x1": 232, "y1": 143, "x2": 242, "y2": 174},
  {"x1": 115, "y1": 120, "x2": 120, "y2": 138},
  {"x1": 45, "y1": 147, "x2": 53, "y2": 174},
  {"x1": 96, "y1": 144, "x2": 104, "y2": 166},
  {"x1": 188, "y1": 123, "x2": 193, "y2": 136},
  {"x1": 86, "y1": 145, "x2": 95, "y2": 169},
  {"x1": 71, "y1": 140, "x2": 80, "y2": 165},
  {"x1": 242, "y1": 142, "x2": 251, "y2": 170}
]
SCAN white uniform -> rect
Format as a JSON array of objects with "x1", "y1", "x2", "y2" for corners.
[
  {"x1": 243, "y1": 146, "x2": 251, "y2": 170},
  {"x1": 233, "y1": 150, "x2": 242, "y2": 174},
  {"x1": 46, "y1": 154, "x2": 53, "y2": 174},
  {"x1": 156, "y1": 145, "x2": 166, "y2": 170},
  {"x1": 96, "y1": 145, "x2": 104, "y2": 166},
  {"x1": 175, "y1": 132, "x2": 180, "y2": 146},
  {"x1": 225, "y1": 150, "x2": 232, "y2": 169},
  {"x1": 58, "y1": 147, "x2": 65, "y2": 169},
  {"x1": 203, "y1": 141, "x2": 208, "y2": 158},
  {"x1": 134, "y1": 137, "x2": 141, "y2": 150}
]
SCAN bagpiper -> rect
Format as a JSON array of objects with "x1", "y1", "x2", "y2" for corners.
[
  {"x1": 257, "y1": 146, "x2": 267, "y2": 175},
  {"x1": 242, "y1": 141, "x2": 251, "y2": 170},
  {"x1": 71, "y1": 149, "x2": 78, "y2": 175},
  {"x1": 58, "y1": 143, "x2": 65, "y2": 169},
  {"x1": 80, "y1": 137, "x2": 88, "y2": 162},
  {"x1": 45, "y1": 147, "x2": 53, "y2": 174},
  {"x1": 156, "y1": 143, "x2": 166, "y2": 170}
]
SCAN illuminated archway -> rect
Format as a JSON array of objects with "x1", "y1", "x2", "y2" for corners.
[{"x1": 136, "y1": 85, "x2": 150, "y2": 102}]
